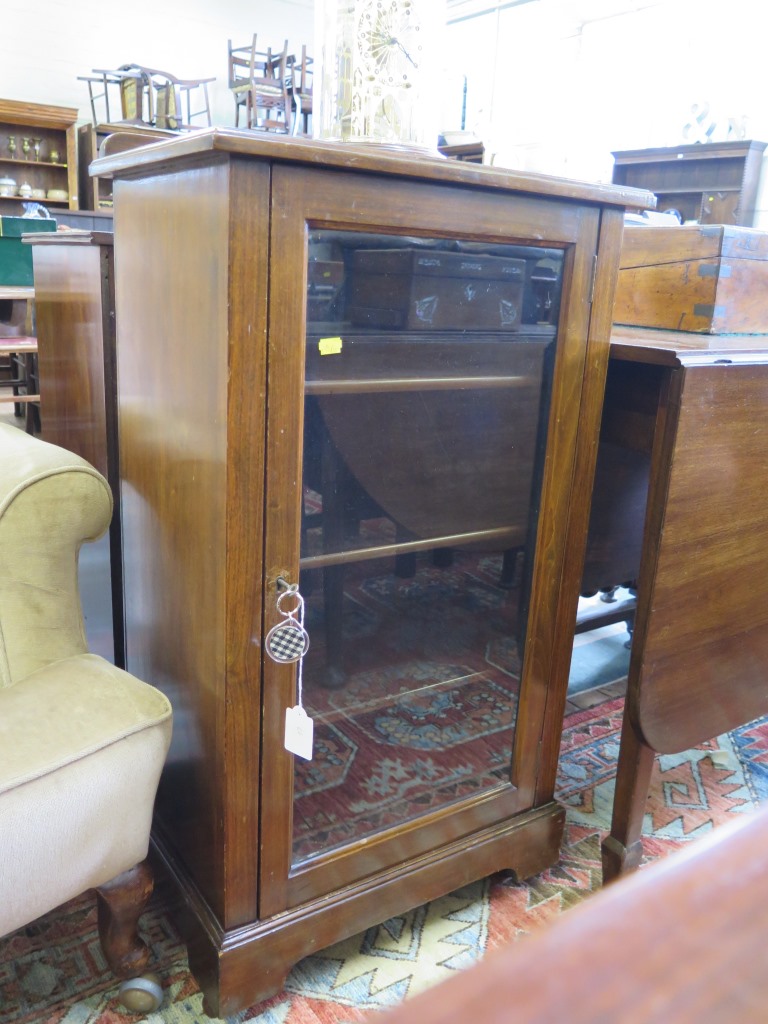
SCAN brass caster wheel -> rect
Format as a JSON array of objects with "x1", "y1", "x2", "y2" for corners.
[{"x1": 118, "y1": 972, "x2": 163, "y2": 1013}]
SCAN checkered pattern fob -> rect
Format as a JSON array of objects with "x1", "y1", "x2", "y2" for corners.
[
  {"x1": 267, "y1": 580, "x2": 314, "y2": 760},
  {"x1": 266, "y1": 584, "x2": 310, "y2": 664},
  {"x1": 267, "y1": 620, "x2": 310, "y2": 663}
]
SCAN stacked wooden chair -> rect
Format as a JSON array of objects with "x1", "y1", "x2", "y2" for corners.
[{"x1": 227, "y1": 36, "x2": 292, "y2": 133}]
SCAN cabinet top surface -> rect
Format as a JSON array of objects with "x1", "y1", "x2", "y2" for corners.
[
  {"x1": 0, "y1": 97, "x2": 78, "y2": 128},
  {"x1": 24, "y1": 228, "x2": 114, "y2": 248},
  {"x1": 612, "y1": 140, "x2": 767, "y2": 161},
  {"x1": 91, "y1": 128, "x2": 654, "y2": 211}
]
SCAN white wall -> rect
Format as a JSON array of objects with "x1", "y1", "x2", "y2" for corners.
[
  {"x1": 2, "y1": 0, "x2": 767, "y2": 222},
  {"x1": 444, "y1": 0, "x2": 768, "y2": 224},
  {"x1": 0, "y1": 0, "x2": 313, "y2": 129}
]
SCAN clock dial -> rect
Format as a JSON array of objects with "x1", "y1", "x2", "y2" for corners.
[
  {"x1": 315, "y1": 0, "x2": 436, "y2": 149},
  {"x1": 357, "y1": 0, "x2": 424, "y2": 85}
]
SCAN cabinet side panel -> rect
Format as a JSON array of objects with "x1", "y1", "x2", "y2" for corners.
[
  {"x1": 113, "y1": 158, "x2": 231, "y2": 917},
  {"x1": 222, "y1": 156, "x2": 271, "y2": 926},
  {"x1": 33, "y1": 242, "x2": 109, "y2": 475},
  {"x1": 529, "y1": 205, "x2": 622, "y2": 803}
]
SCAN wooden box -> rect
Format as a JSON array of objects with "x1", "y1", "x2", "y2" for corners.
[
  {"x1": 613, "y1": 224, "x2": 768, "y2": 334},
  {"x1": 348, "y1": 248, "x2": 526, "y2": 330}
]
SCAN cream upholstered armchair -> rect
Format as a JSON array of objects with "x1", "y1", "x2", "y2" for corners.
[{"x1": 0, "y1": 423, "x2": 172, "y2": 1012}]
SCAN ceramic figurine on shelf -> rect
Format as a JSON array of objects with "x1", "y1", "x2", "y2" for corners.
[{"x1": 21, "y1": 202, "x2": 53, "y2": 219}]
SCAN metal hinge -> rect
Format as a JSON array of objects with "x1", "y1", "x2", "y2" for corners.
[{"x1": 588, "y1": 254, "x2": 598, "y2": 304}]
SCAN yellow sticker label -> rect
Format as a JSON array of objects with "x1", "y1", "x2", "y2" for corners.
[{"x1": 318, "y1": 337, "x2": 343, "y2": 355}]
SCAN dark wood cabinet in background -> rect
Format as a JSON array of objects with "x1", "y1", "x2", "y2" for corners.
[
  {"x1": 612, "y1": 140, "x2": 767, "y2": 226},
  {"x1": 93, "y1": 131, "x2": 650, "y2": 1016},
  {"x1": 26, "y1": 230, "x2": 122, "y2": 666}
]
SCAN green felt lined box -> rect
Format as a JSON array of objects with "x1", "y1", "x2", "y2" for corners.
[{"x1": 0, "y1": 216, "x2": 57, "y2": 286}]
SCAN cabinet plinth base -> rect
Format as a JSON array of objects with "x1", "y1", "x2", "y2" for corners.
[{"x1": 153, "y1": 800, "x2": 565, "y2": 1018}]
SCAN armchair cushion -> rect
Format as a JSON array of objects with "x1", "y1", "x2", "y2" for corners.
[
  {"x1": 0, "y1": 424, "x2": 173, "y2": 950},
  {"x1": 0, "y1": 429, "x2": 112, "y2": 686},
  {"x1": 0, "y1": 653, "x2": 172, "y2": 937},
  {"x1": 0, "y1": 651, "x2": 171, "y2": 793}
]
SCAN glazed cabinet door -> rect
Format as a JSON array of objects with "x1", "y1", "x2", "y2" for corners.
[{"x1": 260, "y1": 165, "x2": 601, "y2": 917}]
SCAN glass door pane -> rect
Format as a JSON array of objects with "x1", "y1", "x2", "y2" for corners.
[{"x1": 293, "y1": 230, "x2": 564, "y2": 867}]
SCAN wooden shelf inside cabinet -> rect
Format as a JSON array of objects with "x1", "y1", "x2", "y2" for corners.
[
  {"x1": 299, "y1": 525, "x2": 524, "y2": 570},
  {"x1": 611, "y1": 140, "x2": 767, "y2": 226},
  {"x1": 0, "y1": 99, "x2": 79, "y2": 212}
]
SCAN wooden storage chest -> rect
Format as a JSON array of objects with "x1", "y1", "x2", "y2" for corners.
[{"x1": 613, "y1": 224, "x2": 768, "y2": 333}]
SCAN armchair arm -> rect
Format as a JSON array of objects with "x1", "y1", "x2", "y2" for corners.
[{"x1": 0, "y1": 425, "x2": 112, "y2": 686}]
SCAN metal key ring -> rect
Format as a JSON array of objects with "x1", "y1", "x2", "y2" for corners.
[{"x1": 276, "y1": 588, "x2": 303, "y2": 619}]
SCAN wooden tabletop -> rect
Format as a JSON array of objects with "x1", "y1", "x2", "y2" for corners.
[
  {"x1": 0, "y1": 336, "x2": 37, "y2": 354},
  {"x1": 611, "y1": 324, "x2": 768, "y2": 366},
  {"x1": 375, "y1": 805, "x2": 768, "y2": 1024},
  {"x1": 0, "y1": 286, "x2": 34, "y2": 301}
]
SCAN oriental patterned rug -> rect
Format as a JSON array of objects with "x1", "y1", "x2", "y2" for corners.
[{"x1": 2, "y1": 691, "x2": 764, "y2": 1024}]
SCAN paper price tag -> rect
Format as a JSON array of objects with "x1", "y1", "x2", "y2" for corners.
[
  {"x1": 318, "y1": 336, "x2": 343, "y2": 356},
  {"x1": 285, "y1": 705, "x2": 314, "y2": 760}
]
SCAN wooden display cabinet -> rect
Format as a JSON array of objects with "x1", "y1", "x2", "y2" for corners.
[
  {"x1": 612, "y1": 140, "x2": 767, "y2": 226},
  {"x1": 0, "y1": 99, "x2": 79, "y2": 213},
  {"x1": 92, "y1": 132, "x2": 651, "y2": 1016}
]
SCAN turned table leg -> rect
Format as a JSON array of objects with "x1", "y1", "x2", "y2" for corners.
[
  {"x1": 601, "y1": 709, "x2": 656, "y2": 884},
  {"x1": 95, "y1": 859, "x2": 154, "y2": 978}
]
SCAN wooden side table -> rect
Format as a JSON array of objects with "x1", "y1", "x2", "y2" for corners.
[
  {"x1": 0, "y1": 285, "x2": 38, "y2": 433},
  {"x1": 0, "y1": 336, "x2": 38, "y2": 432},
  {"x1": 597, "y1": 327, "x2": 768, "y2": 881}
]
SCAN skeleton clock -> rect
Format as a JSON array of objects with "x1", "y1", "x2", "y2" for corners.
[{"x1": 315, "y1": 0, "x2": 439, "y2": 149}]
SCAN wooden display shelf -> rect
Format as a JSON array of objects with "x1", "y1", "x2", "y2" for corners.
[
  {"x1": 299, "y1": 525, "x2": 524, "y2": 570},
  {"x1": 0, "y1": 158, "x2": 69, "y2": 169},
  {"x1": 0, "y1": 194, "x2": 71, "y2": 207},
  {"x1": 0, "y1": 99, "x2": 79, "y2": 211},
  {"x1": 305, "y1": 373, "x2": 529, "y2": 394},
  {"x1": 611, "y1": 139, "x2": 767, "y2": 226}
]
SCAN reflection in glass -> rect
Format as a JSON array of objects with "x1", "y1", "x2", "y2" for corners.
[{"x1": 292, "y1": 231, "x2": 564, "y2": 866}]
